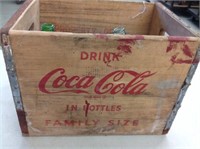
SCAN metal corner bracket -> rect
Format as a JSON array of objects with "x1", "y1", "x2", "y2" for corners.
[
  {"x1": 1, "y1": 34, "x2": 24, "y2": 111},
  {"x1": 163, "y1": 46, "x2": 200, "y2": 134}
]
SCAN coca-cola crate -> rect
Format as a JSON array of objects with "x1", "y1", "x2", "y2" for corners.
[{"x1": 0, "y1": 0, "x2": 200, "y2": 136}]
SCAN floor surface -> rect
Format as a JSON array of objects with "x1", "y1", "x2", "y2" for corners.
[{"x1": 0, "y1": 1, "x2": 200, "y2": 149}]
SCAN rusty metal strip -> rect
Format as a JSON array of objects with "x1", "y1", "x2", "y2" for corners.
[
  {"x1": 1, "y1": 34, "x2": 29, "y2": 135},
  {"x1": 163, "y1": 47, "x2": 200, "y2": 134},
  {"x1": 2, "y1": 35, "x2": 23, "y2": 111},
  {"x1": 0, "y1": 1, "x2": 33, "y2": 135}
]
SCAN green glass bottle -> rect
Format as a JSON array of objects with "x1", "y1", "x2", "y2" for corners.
[
  {"x1": 41, "y1": 23, "x2": 55, "y2": 32},
  {"x1": 112, "y1": 26, "x2": 126, "y2": 35}
]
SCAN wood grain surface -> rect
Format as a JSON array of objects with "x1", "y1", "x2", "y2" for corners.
[
  {"x1": 40, "y1": 0, "x2": 154, "y2": 34},
  {"x1": 7, "y1": 0, "x2": 200, "y2": 136}
]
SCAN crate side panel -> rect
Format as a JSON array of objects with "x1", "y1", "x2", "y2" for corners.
[
  {"x1": 155, "y1": 3, "x2": 196, "y2": 36},
  {"x1": 9, "y1": 32, "x2": 199, "y2": 135},
  {"x1": 11, "y1": 0, "x2": 40, "y2": 31}
]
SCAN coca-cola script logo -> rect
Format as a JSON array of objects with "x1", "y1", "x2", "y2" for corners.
[{"x1": 38, "y1": 68, "x2": 156, "y2": 95}]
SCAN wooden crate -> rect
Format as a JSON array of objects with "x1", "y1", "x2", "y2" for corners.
[{"x1": 0, "y1": 0, "x2": 200, "y2": 136}]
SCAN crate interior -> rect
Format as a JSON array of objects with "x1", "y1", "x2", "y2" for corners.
[
  {"x1": 39, "y1": 0, "x2": 156, "y2": 35},
  {"x1": 11, "y1": 0, "x2": 195, "y2": 37}
]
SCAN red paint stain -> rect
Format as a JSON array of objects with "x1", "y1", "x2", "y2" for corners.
[
  {"x1": 168, "y1": 36, "x2": 189, "y2": 42},
  {"x1": 166, "y1": 42, "x2": 174, "y2": 53},
  {"x1": 95, "y1": 34, "x2": 109, "y2": 40},
  {"x1": 166, "y1": 42, "x2": 177, "y2": 52},
  {"x1": 103, "y1": 59, "x2": 112, "y2": 67},
  {"x1": 182, "y1": 44, "x2": 193, "y2": 58},
  {"x1": 170, "y1": 50, "x2": 198, "y2": 64},
  {"x1": 134, "y1": 35, "x2": 145, "y2": 40},
  {"x1": 166, "y1": 37, "x2": 195, "y2": 64},
  {"x1": 118, "y1": 38, "x2": 135, "y2": 44},
  {"x1": 171, "y1": 58, "x2": 194, "y2": 64},
  {"x1": 117, "y1": 36, "x2": 144, "y2": 55},
  {"x1": 117, "y1": 45, "x2": 132, "y2": 54}
]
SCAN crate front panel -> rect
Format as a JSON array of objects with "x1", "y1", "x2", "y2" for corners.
[{"x1": 9, "y1": 32, "x2": 199, "y2": 135}]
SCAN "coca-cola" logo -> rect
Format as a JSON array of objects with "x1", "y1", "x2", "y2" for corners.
[{"x1": 38, "y1": 68, "x2": 156, "y2": 95}]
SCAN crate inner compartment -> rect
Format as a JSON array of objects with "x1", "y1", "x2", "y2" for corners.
[{"x1": 11, "y1": 0, "x2": 195, "y2": 37}]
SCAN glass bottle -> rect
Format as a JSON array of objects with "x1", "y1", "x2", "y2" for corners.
[{"x1": 41, "y1": 23, "x2": 55, "y2": 32}]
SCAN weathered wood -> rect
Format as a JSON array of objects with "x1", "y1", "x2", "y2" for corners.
[
  {"x1": 0, "y1": 0, "x2": 36, "y2": 136},
  {"x1": 149, "y1": 5, "x2": 164, "y2": 35},
  {"x1": 40, "y1": 0, "x2": 154, "y2": 34},
  {"x1": 2, "y1": 0, "x2": 200, "y2": 136},
  {"x1": 155, "y1": 2, "x2": 196, "y2": 37},
  {"x1": 9, "y1": 30, "x2": 200, "y2": 135},
  {"x1": 11, "y1": 0, "x2": 40, "y2": 31}
]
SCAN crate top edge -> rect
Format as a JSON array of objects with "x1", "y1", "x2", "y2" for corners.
[
  {"x1": 9, "y1": 30, "x2": 200, "y2": 43},
  {"x1": 1, "y1": 0, "x2": 200, "y2": 45}
]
